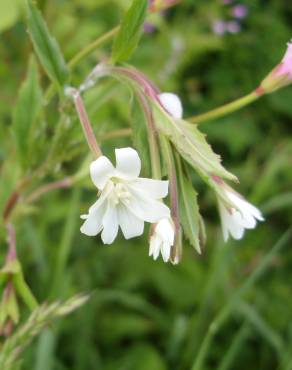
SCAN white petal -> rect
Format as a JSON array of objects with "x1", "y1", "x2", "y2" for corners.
[
  {"x1": 101, "y1": 204, "x2": 119, "y2": 244},
  {"x1": 155, "y1": 219, "x2": 175, "y2": 243},
  {"x1": 115, "y1": 147, "x2": 141, "y2": 178},
  {"x1": 161, "y1": 242, "x2": 172, "y2": 262},
  {"x1": 117, "y1": 205, "x2": 144, "y2": 239},
  {"x1": 149, "y1": 219, "x2": 175, "y2": 262},
  {"x1": 158, "y1": 92, "x2": 183, "y2": 119},
  {"x1": 227, "y1": 191, "x2": 264, "y2": 221},
  {"x1": 80, "y1": 203, "x2": 106, "y2": 236},
  {"x1": 238, "y1": 210, "x2": 257, "y2": 229},
  {"x1": 90, "y1": 156, "x2": 115, "y2": 190},
  {"x1": 219, "y1": 203, "x2": 244, "y2": 241},
  {"x1": 228, "y1": 211, "x2": 245, "y2": 240},
  {"x1": 149, "y1": 235, "x2": 162, "y2": 260},
  {"x1": 87, "y1": 182, "x2": 114, "y2": 214},
  {"x1": 130, "y1": 178, "x2": 169, "y2": 200},
  {"x1": 125, "y1": 192, "x2": 170, "y2": 223}
]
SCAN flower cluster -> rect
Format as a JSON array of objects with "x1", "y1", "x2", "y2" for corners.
[
  {"x1": 212, "y1": 1, "x2": 248, "y2": 36},
  {"x1": 78, "y1": 86, "x2": 263, "y2": 263}
]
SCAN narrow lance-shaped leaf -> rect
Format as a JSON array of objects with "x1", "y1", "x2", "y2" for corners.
[
  {"x1": 176, "y1": 157, "x2": 204, "y2": 254},
  {"x1": 112, "y1": 0, "x2": 148, "y2": 63},
  {"x1": 13, "y1": 56, "x2": 42, "y2": 169},
  {"x1": 25, "y1": 0, "x2": 69, "y2": 87},
  {"x1": 151, "y1": 100, "x2": 238, "y2": 183}
]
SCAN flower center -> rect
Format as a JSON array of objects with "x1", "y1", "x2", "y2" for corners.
[{"x1": 109, "y1": 182, "x2": 131, "y2": 206}]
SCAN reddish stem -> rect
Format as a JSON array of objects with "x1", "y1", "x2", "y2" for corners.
[
  {"x1": 5, "y1": 223, "x2": 17, "y2": 262},
  {"x1": 25, "y1": 177, "x2": 72, "y2": 203},
  {"x1": 71, "y1": 90, "x2": 102, "y2": 158}
]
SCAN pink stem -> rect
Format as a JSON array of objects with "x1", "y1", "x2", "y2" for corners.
[
  {"x1": 25, "y1": 178, "x2": 72, "y2": 203},
  {"x1": 5, "y1": 223, "x2": 17, "y2": 263},
  {"x1": 71, "y1": 90, "x2": 102, "y2": 158}
]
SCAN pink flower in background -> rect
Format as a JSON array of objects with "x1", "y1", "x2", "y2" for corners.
[
  {"x1": 232, "y1": 4, "x2": 248, "y2": 19},
  {"x1": 213, "y1": 2, "x2": 248, "y2": 35},
  {"x1": 212, "y1": 19, "x2": 227, "y2": 35},
  {"x1": 226, "y1": 21, "x2": 241, "y2": 34},
  {"x1": 144, "y1": 22, "x2": 157, "y2": 34}
]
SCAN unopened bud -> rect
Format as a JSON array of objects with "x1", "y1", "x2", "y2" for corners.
[{"x1": 258, "y1": 41, "x2": 292, "y2": 95}]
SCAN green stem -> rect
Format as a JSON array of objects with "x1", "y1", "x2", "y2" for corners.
[
  {"x1": 217, "y1": 322, "x2": 250, "y2": 370},
  {"x1": 44, "y1": 26, "x2": 119, "y2": 101},
  {"x1": 13, "y1": 274, "x2": 38, "y2": 310},
  {"x1": 189, "y1": 91, "x2": 259, "y2": 124},
  {"x1": 68, "y1": 26, "x2": 119, "y2": 68}
]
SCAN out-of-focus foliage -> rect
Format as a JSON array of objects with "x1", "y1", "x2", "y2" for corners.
[{"x1": 0, "y1": 1, "x2": 292, "y2": 370}]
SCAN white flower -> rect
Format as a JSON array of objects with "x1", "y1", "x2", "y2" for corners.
[
  {"x1": 80, "y1": 147, "x2": 170, "y2": 244},
  {"x1": 158, "y1": 92, "x2": 183, "y2": 119},
  {"x1": 218, "y1": 187, "x2": 264, "y2": 242},
  {"x1": 149, "y1": 218, "x2": 175, "y2": 262}
]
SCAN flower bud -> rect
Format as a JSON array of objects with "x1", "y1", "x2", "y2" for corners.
[
  {"x1": 158, "y1": 92, "x2": 183, "y2": 119},
  {"x1": 258, "y1": 41, "x2": 292, "y2": 95},
  {"x1": 149, "y1": 218, "x2": 176, "y2": 262}
]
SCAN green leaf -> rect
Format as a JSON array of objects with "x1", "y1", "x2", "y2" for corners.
[
  {"x1": 6, "y1": 291, "x2": 20, "y2": 324},
  {"x1": 13, "y1": 56, "x2": 42, "y2": 169},
  {"x1": 112, "y1": 0, "x2": 148, "y2": 63},
  {"x1": 25, "y1": 0, "x2": 69, "y2": 87},
  {"x1": 177, "y1": 158, "x2": 203, "y2": 254},
  {"x1": 0, "y1": 0, "x2": 20, "y2": 33},
  {"x1": 152, "y1": 101, "x2": 238, "y2": 183}
]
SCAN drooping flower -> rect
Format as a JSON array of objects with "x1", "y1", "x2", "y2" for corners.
[
  {"x1": 80, "y1": 148, "x2": 170, "y2": 244},
  {"x1": 149, "y1": 218, "x2": 175, "y2": 262},
  {"x1": 158, "y1": 92, "x2": 183, "y2": 119},
  {"x1": 216, "y1": 184, "x2": 264, "y2": 241},
  {"x1": 259, "y1": 41, "x2": 292, "y2": 94}
]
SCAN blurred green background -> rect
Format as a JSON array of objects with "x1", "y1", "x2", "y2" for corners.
[{"x1": 0, "y1": 0, "x2": 292, "y2": 369}]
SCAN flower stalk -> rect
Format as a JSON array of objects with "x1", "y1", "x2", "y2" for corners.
[
  {"x1": 189, "y1": 90, "x2": 260, "y2": 124},
  {"x1": 67, "y1": 88, "x2": 102, "y2": 158}
]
